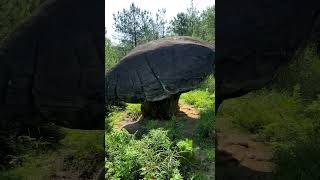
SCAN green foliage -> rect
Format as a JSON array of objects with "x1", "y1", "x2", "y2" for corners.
[
  {"x1": 180, "y1": 90, "x2": 214, "y2": 111},
  {"x1": 113, "y1": 3, "x2": 167, "y2": 48},
  {"x1": 177, "y1": 139, "x2": 194, "y2": 161},
  {"x1": 274, "y1": 45, "x2": 320, "y2": 102},
  {"x1": 146, "y1": 116, "x2": 184, "y2": 141},
  {"x1": 304, "y1": 95, "x2": 320, "y2": 119},
  {"x1": 179, "y1": 79, "x2": 215, "y2": 143},
  {"x1": 218, "y1": 45, "x2": 320, "y2": 179},
  {"x1": 199, "y1": 75, "x2": 215, "y2": 94},
  {"x1": 220, "y1": 89, "x2": 302, "y2": 135},
  {"x1": 196, "y1": 109, "x2": 215, "y2": 141},
  {"x1": 105, "y1": 129, "x2": 186, "y2": 179},
  {"x1": 106, "y1": 110, "x2": 126, "y2": 128},
  {"x1": 1, "y1": 128, "x2": 104, "y2": 179},
  {"x1": 106, "y1": 74, "x2": 215, "y2": 179},
  {"x1": 273, "y1": 137, "x2": 320, "y2": 180},
  {"x1": 105, "y1": 38, "x2": 119, "y2": 71},
  {"x1": 170, "y1": 5, "x2": 215, "y2": 44},
  {"x1": 126, "y1": 104, "x2": 141, "y2": 119},
  {"x1": 0, "y1": 0, "x2": 41, "y2": 43},
  {"x1": 106, "y1": 103, "x2": 141, "y2": 128},
  {"x1": 192, "y1": 6, "x2": 215, "y2": 44},
  {"x1": 170, "y1": 12, "x2": 193, "y2": 36}
]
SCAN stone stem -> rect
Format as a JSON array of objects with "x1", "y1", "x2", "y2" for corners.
[{"x1": 141, "y1": 93, "x2": 181, "y2": 120}]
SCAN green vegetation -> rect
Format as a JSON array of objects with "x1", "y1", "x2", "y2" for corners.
[
  {"x1": 106, "y1": 1, "x2": 215, "y2": 73},
  {"x1": 106, "y1": 38, "x2": 119, "y2": 70},
  {"x1": 106, "y1": 1, "x2": 215, "y2": 179},
  {"x1": 105, "y1": 129, "x2": 189, "y2": 179},
  {"x1": 0, "y1": 0, "x2": 41, "y2": 44},
  {"x1": 105, "y1": 76, "x2": 215, "y2": 179},
  {"x1": 0, "y1": 128, "x2": 104, "y2": 179},
  {"x1": 170, "y1": 4, "x2": 214, "y2": 44},
  {"x1": 180, "y1": 90, "x2": 214, "y2": 111},
  {"x1": 217, "y1": 45, "x2": 320, "y2": 179}
]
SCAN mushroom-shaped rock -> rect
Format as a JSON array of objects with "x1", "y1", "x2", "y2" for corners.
[
  {"x1": 0, "y1": 0, "x2": 105, "y2": 129},
  {"x1": 216, "y1": 0, "x2": 320, "y2": 109},
  {"x1": 106, "y1": 36, "x2": 214, "y2": 119}
]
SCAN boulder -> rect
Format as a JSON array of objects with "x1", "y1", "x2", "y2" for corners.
[{"x1": 0, "y1": 0, "x2": 105, "y2": 129}]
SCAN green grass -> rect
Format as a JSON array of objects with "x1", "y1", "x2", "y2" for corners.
[
  {"x1": 1, "y1": 128, "x2": 104, "y2": 179},
  {"x1": 105, "y1": 129, "x2": 187, "y2": 179},
  {"x1": 106, "y1": 103, "x2": 141, "y2": 128},
  {"x1": 218, "y1": 87, "x2": 320, "y2": 179},
  {"x1": 273, "y1": 137, "x2": 320, "y2": 180},
  {"x1": 180, "y1": 90, "x2": 214, "y2": 110},
  {"x1": 179, "y1": 88, "x2": 215, "y2": 144},
  {"x1": 106, "y1": 76, "x2": 215, "y2": 179}
]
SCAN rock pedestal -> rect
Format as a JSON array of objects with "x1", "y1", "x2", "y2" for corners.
[{"x1": 141, "y1": 93, "x2": 181, "y2": 120}]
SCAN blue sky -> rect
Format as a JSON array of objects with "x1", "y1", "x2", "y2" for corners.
[{"x1": 105, "y1": 0, "x2": 215, "y2": 43}]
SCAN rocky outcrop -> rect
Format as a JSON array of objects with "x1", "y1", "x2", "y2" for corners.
[
  {"x1": 0, "y1": 0, "x2": 105, "y2": 129},
  {"x1": 216, "y1": 0, "x2": 320, "y2": 108},
  {"x1": 106, "y1": 36, "x2": 214, "y2": 119}
]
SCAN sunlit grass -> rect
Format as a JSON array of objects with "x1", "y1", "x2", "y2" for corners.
[
  {"x1": 180, "y1": 90, "x2": 214, "y2": 110},
  {"x1": 1, "y1": 128, "x2": 104, "y2": 180}
]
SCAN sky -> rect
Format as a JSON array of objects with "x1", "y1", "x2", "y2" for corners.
[{"x1": 105, "y1": 0, "x2": 215, "y2": 43}]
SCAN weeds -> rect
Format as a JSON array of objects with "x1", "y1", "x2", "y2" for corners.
[{"x1": 105, "y1": 129, "x2": 193, "y2": 179}]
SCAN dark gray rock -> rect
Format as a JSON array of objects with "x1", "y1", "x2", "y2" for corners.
[
  {"x1": 141, "y1": 93, "x2": 181, "y2": 120},
  {"x1": 216, "y1": 0, "x2": 320, "y2": 108},
  {"x1": 105, "y1": 36, "x2": 214, "y2": 119},
  {"x1": 106, "y1": 36, "x2": 214, "y2": 102},
  {"x1": 0, "y1": 0, "x2": 105, "y2": 129}
]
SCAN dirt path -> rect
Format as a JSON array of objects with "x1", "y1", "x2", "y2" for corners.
[
  {"x1": 216, "y1": 116, "x2": 274, "y2": 180},
  {"x1": 118, "y1": 103, "x2": 200, "y2": 137}
]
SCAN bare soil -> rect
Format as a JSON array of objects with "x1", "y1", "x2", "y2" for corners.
[{"x1": 216, "y1": 116, "x2": 274, "y2": 180}]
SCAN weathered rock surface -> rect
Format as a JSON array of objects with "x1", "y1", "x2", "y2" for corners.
[
  {"x1": 106, "y1": 36, "x2": 214, "y2": 119},
  {"x1": 0, "y1": 0, "x2": 105, "y2": 129},
  {"x1": 216, "y1": 1, "x2": 320, "y2": 108},
  {"x1": 141, "y1": 93, "x2": 181, "y2": 119},
  {"x1": 105, "y1": 36, "x2": 215, "y2": 103}
]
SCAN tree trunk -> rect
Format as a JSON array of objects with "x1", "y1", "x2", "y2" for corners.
[{"x1": 141, "y1": 93, "x2": 180, "y2": 120}]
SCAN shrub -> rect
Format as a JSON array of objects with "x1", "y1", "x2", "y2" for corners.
[
  {"x1": 196, "y1": 109, "x2": 215, "y2": 141},
  {"x1": 199, "y1": 75, "x2": 215, "y2": 94},
  {"x1": 126, "y1": 103, "x2": 141, "y2": 119},
  {"x1": 273, "y1": 137, "x2": 320, "y2": 180},
  {"x1": 220, "y1": 89, "x2": 301, "y2": 134},
  {"x1": 105, "y1": 129, "x2": 193, "y2": 179}
]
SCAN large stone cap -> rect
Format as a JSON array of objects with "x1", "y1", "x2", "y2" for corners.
[
  {"x1": 0, "y1": 0, "x2": 105, "y2": 129},
  {"x1": 106, "y1": 36, "x2": 215, "y2": 103}
]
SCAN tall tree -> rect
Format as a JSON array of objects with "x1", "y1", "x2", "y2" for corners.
[
  {"x1": 170, "y1": 12, "x2": 191, "y2": 36},
  {"x1": 105, "y1": 38, "x2": 119, "y2": 71},
  {"x1": 155, "y1": 9, "x2": 168, "y2": 38},
  {"x1": 170, "y1": 3, "x2": 215, "y2": 44},
  {"x1": 113, "y1": 3, "x2": 153, "y2": 48},
  {"x1": 187, "y1": 0, "x2": 200, "y2": 36},
  {"x1": 193, "y1": 6, "x2": 215, "y2": 43},
  {"x1": 170, "y1": 0, "x2": 199, "y2": 36}
]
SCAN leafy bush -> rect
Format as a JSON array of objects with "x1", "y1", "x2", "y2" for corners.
[
  {"x1": 180, "y1": 90, "x2": 214, "y2": 110},
  {"x1": 196, "y1": 109, "x2": 215, "y2": 141},
  {"x1": 199, "y1": 75, "x2": 215, "y2": 94},
  {"x1": 273, "y1": 137, "x2": 320, "y2": 180},
  {"x1": 105, "y1": 129, "x2": 194, "y2": 179},
  {"x1": 274, "y1": 45, "x2": 320, "y2": 102},
  {"x1": 106, "y1": 103, "x2": 141, "y2": 129},
  {"x1": 105, "y1": 38, "x2": 119, "y2": 71},
  {"x1": 220, "y1": 89, "x2": 301, "y2": 134},
  {"x1": 216, "y1": 45, "x2": 320, "y2": 179},
  {"x1": 126, "y1": 104, "x2": 141, "y2": 119}
]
